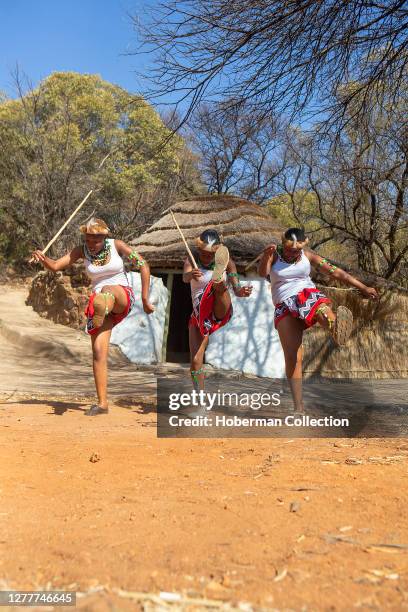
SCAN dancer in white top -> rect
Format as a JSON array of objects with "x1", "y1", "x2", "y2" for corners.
[
  {"x1": 32, "y1": 218, "x2": 154, "y2": 415},
  {"x1": 183, "y1": 229, "x2": 252, "y2": 391},
  {"x1": 258, "y1": 227, "x2": 378, "y2": 412}
]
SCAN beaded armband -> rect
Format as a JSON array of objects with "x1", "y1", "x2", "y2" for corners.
[
  {"x1": 227, "y1": 272, "x2": 241, "y2": 286},
  {"x1": 318, "y1": 258, "x2": 337, "y2": 274},
  {"x1": 128, "y1": 251, "x2": 145, "y2": 270},
  {"x1": 227, "y1": 272, "x2": 242, "y2": 293}
]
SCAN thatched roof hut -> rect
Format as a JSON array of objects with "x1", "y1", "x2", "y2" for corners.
[
  {"x1": 26, "y1": 192, "x2": 408, "y2": 377},
  {"x1": 123, "y1": 193, "x2": 408, "y2": 376},
  {"x1": 132, "y1": 193, "x2": 407, "y2": 292},
  {"x1": 129, "y1": 194, "x2": 284, "y2": 363},
  {"x1": 132, "y1": 194, "x2": 283, "y2": 270}
]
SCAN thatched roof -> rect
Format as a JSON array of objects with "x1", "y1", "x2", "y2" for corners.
[
  {"x1": 132, "y1": 193, "x2": 407, "y2": 293},
  {"x1": 132, "y1": 194, "x2": 282, "y2": 270}
]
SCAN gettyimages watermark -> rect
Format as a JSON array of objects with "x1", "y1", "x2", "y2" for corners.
[
  {"x1": 168, "y1": 389, "x2": 282, "y2": 411},
  {"x1": 157, "y1": 376, "x2": 408, "y2": 438}
]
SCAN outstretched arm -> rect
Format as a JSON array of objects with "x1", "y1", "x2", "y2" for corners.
[
  {"x1": 31, "y1": 246, "x2": 83, "y2": 272},
  {"x1": 306, "y1": 251, "x2": 379, "y2": 300},
  {"x1": 115, "y1": 240, "x2": 155, "y2": 314}
]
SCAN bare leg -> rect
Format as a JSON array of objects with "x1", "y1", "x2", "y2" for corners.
[
  {"x1": 313, "y1": 304, "x2": 336, "y2": 329},
  {"x1": 90, "y1": 318, "x2": 114, "y2": 408},
  {"x1": 91, "y1": 284, "x2": 128, "y2": 328},
  {"x1": 212, "y1": 245, "x2": 232, "y2": 321},
  {"x1": 213, "y1": 282, "x2": 232, "y2": 321},
  {"x1": 189, "y1": 325, "x2": 209, "y2": 391},
  {"x1": 277, "y1": 315, "x2": 305, "y2": 412}
]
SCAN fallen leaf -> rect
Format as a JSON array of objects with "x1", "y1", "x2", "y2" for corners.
[
  {"x1": 345, "y1": 457, "x2": 364, "y2": 465},
  {"x1": 159, "y1": 592, "x2": 182, "y2": 601},
  {"x1": 324, "y1": 534, "x2": 359, "y2": 545},
  {"x1": 366, "y1": 544, "x2": 408, "y2": 554},
  {"x1": 273, "y1": 568, "x2": 287, "y2": 582},
  {"x1": 339, "y1": 526, "x2": 353, "y2": 532}
]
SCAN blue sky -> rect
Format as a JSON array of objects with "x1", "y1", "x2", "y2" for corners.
[{"x1": 0, "y1": 0, "x2": 153, "y2": 97}]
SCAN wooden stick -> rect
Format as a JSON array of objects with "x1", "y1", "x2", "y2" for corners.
[
  {"x1": 244, "y1": 250, "x2": 264, "y2": 271},
  {"x1": 244, "y1": 242, "x2": 279, "y2": 271},
  {"x1": 97, "y1": 151, "x2": 112, "y2": 170},
  {"x1": 170, "y1": 210, "x2": 198, "y2": 269},
  {"x1": 30, "y1": 150, "x2": 113, "y2": 263},
  {"x1": 29, "y1": 189, "x2": 93, "y2": 262}
]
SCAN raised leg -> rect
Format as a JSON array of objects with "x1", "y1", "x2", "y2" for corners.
[
  {"x1": 313, "y1": 304, "x2": 336, "y2": 330},
  {"x1": 212, "y1": 245, "x2": 231, "y2": 321},
  {"x1": 213, "y1": 281, "x2": 232, "y2": 321},
  {"x1": 92, "y1": 284, "x2": 128, "y2": 328}
]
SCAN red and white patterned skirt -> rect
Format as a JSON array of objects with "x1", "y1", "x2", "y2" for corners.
[
  {"x1": 189, "y1": 281, "x2": 232, "y2": 337},
  {"x1": 274, "y1": 287, "x2": 331, "y2": 329}
]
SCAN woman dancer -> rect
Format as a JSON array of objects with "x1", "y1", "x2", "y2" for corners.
[
  {"x1": 258, "y1": 227, "x2": 378, "y2": 412},
  {"x1": 32, "y1": 217, "x2": 154, "y2": 415},
  {"x1": 183, "y1": 229, "x2": 252, "y2": 392}
]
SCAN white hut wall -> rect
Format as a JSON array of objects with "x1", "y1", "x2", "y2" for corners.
[
  {"x1": 205, "y1": 278, "x2": 286, "y2": 378},
  {"x1": 110, "y1": 273, "x2": 169, "y2": 364}
]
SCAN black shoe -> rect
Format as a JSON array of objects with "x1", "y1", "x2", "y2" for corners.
[{"x1": 84, "y1": 404, "x2": 109, "y2": 416}]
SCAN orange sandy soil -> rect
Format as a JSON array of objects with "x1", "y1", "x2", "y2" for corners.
[{"x1": 0, "y1": 398, "x2": 408, "y2": 611}]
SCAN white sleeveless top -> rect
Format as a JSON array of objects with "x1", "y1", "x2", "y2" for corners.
[
  {"x1": 269, "y1": 250, "x2": 315, "y2": 305},
  {"x1": 190, "y1": 264, "x2": 227, "y2": 313},
  {"x1": 83, "y1": 239, "x2": 128, "y2": 293}
]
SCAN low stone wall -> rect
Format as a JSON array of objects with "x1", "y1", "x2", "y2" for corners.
[{"x1": 26, "y1": 264, "x2": 90, "y2": 329}]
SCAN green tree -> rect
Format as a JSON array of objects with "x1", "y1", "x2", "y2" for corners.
[{"x1": 0, "y1": 71, "x2": 200, "y2": 262}]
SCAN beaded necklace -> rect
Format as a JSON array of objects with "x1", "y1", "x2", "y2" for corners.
[
  {"x1": 277, "y1": 244, "x2": 302, "y2": 265},
  {"x1": 197, "y1": 255, "x2": 215, "y2": 270},
  {"x1": 83, "y1": 239, "x2": 111, "y2": 266}
]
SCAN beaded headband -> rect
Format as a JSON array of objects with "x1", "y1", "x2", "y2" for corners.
[
  {"x1": 195, "y1": 237, "x2": 221, "y2": 252},
  {"x1": 281, "y1": 233, "x2": 309, "y2": 249},
  {"x1": 80, "y1": 217, "x2": 110, "y2": 235}
]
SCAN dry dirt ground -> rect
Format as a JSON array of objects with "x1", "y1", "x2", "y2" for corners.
[{"x1": 0, "y1": 288, "x2": 408, "y2": 611}]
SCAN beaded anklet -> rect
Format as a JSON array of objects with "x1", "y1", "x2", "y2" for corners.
[
  {"x1": 191, "y1": 367, "x2": 205, "y2": 384},
  {"x1": 315, "y1": 304, "x2": 334, "y2": 330},
  {"x1": 101, "y1": 291, "x2": 115, "y2": 315}
]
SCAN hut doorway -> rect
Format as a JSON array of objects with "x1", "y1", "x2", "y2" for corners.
[{"x1": 165, "y1": 273, "x2": 191, "y2": 363}]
